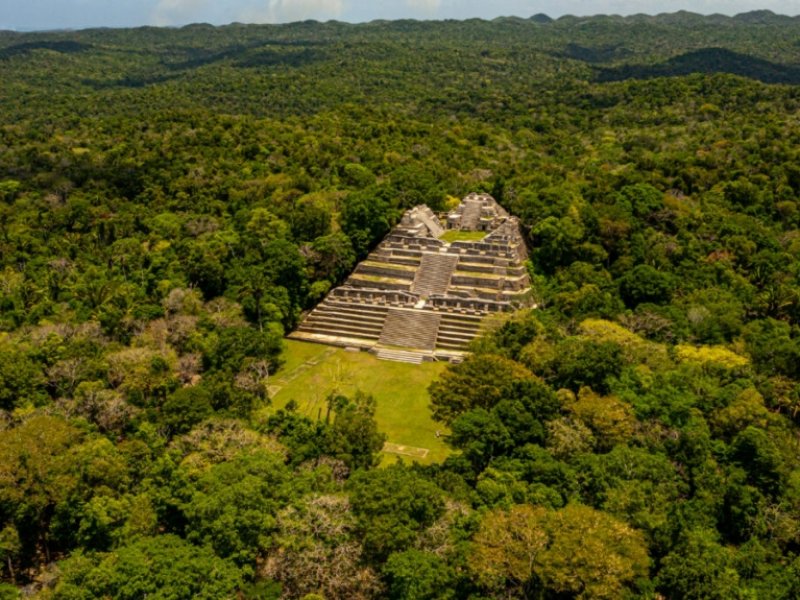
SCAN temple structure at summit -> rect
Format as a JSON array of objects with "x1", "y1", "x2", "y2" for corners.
[{"x1": 289, "y1": 193, "x2": 532, "y2": 362}]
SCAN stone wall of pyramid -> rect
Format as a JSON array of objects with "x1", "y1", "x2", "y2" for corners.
[{"x1": 289, "y1": 192, "x2": 532, "y2": 362}]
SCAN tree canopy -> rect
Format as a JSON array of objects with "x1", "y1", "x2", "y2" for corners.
[{"x1": 3, "y1": 11, "x2": 800, "y2": 600}]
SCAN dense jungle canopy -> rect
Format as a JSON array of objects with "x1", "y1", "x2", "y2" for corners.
[{"x1": 2, "y1": 10, "x2": 800, "y2": 599}]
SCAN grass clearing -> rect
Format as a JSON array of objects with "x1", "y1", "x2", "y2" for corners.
[
  {"x1": 277, "y1": 340, "x2": 332, "y2": 374},
  {"x1": 266, "y1": 339, "x2": 451, "y2": 464},
  {"x1": 439, "y1": 230, "x2": 487, "y2": 242}
]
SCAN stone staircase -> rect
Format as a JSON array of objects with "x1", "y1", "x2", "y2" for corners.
[
  {"x1": 435, "y1": 312, "x2": 483, "y2": 350},
  {"x1": 293, "y1": 301, "x2": 389, "y2": 344},
  {"x1": 460, "y1": 199, "x2": 483, "y2": 229},
  {"x1": 412, "y1": 254, "x2": 459, "y2": 297},
  {"x1": 375, "y1": 348, "x2": 425, "y2": 364},
  {"x1": 416, "y1": 211, "x2": 445, "y2": 238},
  {"x1": 379, "y1": 309, "x2": 441, "y2": 350}
]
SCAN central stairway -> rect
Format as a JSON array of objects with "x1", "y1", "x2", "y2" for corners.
[
  {"x1": 459, "y1": 199, "x2": 483, "y2": 229},
  {"x1": 412, "y1": 254, "x2": 459, "y2": 297},
  {"x1": 379, "y1": 309, "x2": 441, "y2": 350}
]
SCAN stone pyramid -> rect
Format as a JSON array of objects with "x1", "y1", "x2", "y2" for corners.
[{"x1": 289, "y1": 193, "x2": 532, "y2": 362}]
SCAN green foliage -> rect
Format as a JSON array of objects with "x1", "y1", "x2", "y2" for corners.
[
  {"x1": 384, "y1": 549, "x2": 455, "y2": 600},
  {"x1": 616, "y1": 183, "x2": 664, "y2": 218},
  {"x1": 0, "y1": 584, "x2": 18, "y2": 600},
  {"x1": 470, "y1": 503, "x2": 649, "y2": 599},
  {"x1": 0, "y1": 344, "x2": 47, "y2": 410},
  {"x1": 181, "y1": 449, "x2": 298, "y2": 568},
  {"x1": 3, "y1": 12, "x2": 800, "y2": 599},
  {"x1": 161, "y1": 387, "x2": 214, "y2": 435},
  {"x1": 326, "y1": 392, "x2": 387, "y2": 470},
  {"x1": 619, "y1": 264, "x2": 675, "y2": 307},
  {"x1": 349, "y1": 466, "x2": 445, "y2": 562},
  {"x1": 340, "y1": 190, "x2": 392, "y2": 258},
  {"x1": 204, "y1": 326, "x2": 283, "y2": 375},
  {"x1": 656, "y1": 529, "x2": 745, "y2": 599},
  {"x1": 428, "y1": 354, "x2": 541, "y2": 424},
  {"x1": 729, "y1": 426, "x2": 787, "y2": 497},
  {"x1": 50, "y1": 535, "x2": 242, "y2": 600},
  {"x1": 308, "y1": 232, "x2": 356, "y2": 284},
  {"x1": 551, "y1": 339, "x2": 624, "y2": 393}
]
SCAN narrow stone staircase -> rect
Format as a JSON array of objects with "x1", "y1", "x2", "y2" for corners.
[
  {"x1": 417, "y1": 211, "x2": 445, "y2": 238},
  {"x1": 379, "y1": 309, "x2": 441, "y2": 350},
  {"x1": 460, "y1": 199, "x2": 483, "y2": 229},
  {"x1": 411, "y1": 253, "x2": 459, "y2": 297}
]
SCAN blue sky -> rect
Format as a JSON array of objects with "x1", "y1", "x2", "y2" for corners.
[{"x1": 2, "y1": 0, "x2": 799, "y2": 31}]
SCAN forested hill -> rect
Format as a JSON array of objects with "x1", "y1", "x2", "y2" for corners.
[
  {"x1": 2, "y1": 10, "x2": 800, "y2": 120},
  {"x1": 2, "y1": 12, "x2": 800, "y2": 600}
]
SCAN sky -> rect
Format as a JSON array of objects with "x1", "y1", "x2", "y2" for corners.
[{"x1": 2, "y1": 0, "x2": 799, "y2": 31}]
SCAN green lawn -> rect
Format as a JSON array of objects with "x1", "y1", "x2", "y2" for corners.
[
  {"x1": 264, "y1": 340, "x2": 451, "y2": 464},
  {"x1": 439, "y1": 230, "x2": 487, "y2": 242}
]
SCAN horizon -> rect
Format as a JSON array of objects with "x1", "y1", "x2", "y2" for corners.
[{"x1": 2, "y1": 1, "x2": 799, "y2": 33}]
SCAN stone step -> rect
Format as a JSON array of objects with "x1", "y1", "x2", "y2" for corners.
[
  {"x1": 437, "y1": 322, "x2": 478, "y2": 334},
  {"x1": 347, "y1": 275, "x2": 413, "y2": 291},
  {"x1": 449, "y1": 285, "x2": 503, "y2": 300},
  {"x1": 439, "y1": 312, "x2": 483, "y2": 322},
  {"x1": 288, "y1": 330, "x2": 376, "y2": 347},
  {"x1": 436, "y1": 327, "x2": 477, "y2": 340},
  {"x1": 436, "y1": 336, "x2": 473, "y2": 347},
  {"x1": 439, "y1": 313, "x2": 484, "y2": 324},
  {"x1": 324, "y1": 299, "x2": 390, "y2": 311},
  {"x1": 298, "y1": 324, "x2": 382, "y2": 340},
  {"x1": 379, "y1": 309, "x2": 442, "y2": 350},
  {"x1": 369, "y1": 253, "x2": 421, "y2": 267},
  {"x1": 387, "y1": 251, "x2": 424, "y2": 262},
  {"x1": 435, "y1": 309, "x2": 485, "y2": 349},
  {"x1": 460, "y1": 198, "x2": 483, "y2": 229},
  {"x1": 439, "y1": 326, "x2": 478, "y2": 338},
  {"x1": 301, "y1": 317, "x2": 383, "y2": 336},
  {"x1": 456, "y1": 262, "x2": 507, "y2": 274},
  {"x1": 436, "y1": 339, "x2": 471, "y2": 350},
  {"x1": 356, "y1": 261, "x2": 417, "y2": 280},
  {"x1": 296, "y1": 296, "x2": 391, "y2": 342},
  {"x1": 414, "y1": 208, "x2": 445, "y2": 238},
  {"x1": 375, "y1": 348, "x2": 425, "y2": 364},
  {"x1": 309, "y1": 318, "x2": 384, "y2": 333},
  {"x1": 411, "y1": 253, "x2": 459, "y2": 297},
  {"x1": 450, "y1": 273, "x2": 504, "y2": 289},
  {"x1": 449, "y1": 246, "x2": 515, "y2": 260},
  {"x1": 323, "y1": 300, "x2": 394, "y2": 314},
  {"x1": 313, "y1": 307, "x2": 387, "y2": 324}
]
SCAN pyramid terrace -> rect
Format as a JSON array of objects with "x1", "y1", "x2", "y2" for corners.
[{"x1": 289, "y1": 193, "x2": 532, "y2": 362}]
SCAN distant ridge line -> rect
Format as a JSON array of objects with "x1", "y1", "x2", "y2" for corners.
[{"x1": 4, "y1": 10, "x2": 800, "y2": 34}]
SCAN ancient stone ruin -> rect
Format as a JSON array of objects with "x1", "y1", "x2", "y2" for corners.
[{"x1": 289, "y1": 193, "x2": 532, "y2": 362}]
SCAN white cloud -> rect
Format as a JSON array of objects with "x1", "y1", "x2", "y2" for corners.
[
  {"x1": 237, "y1": 0, "x2": 345, "y2": 23},
  {"x1": 151, "y1": 0, "x2": 211, "y2": 26}
]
